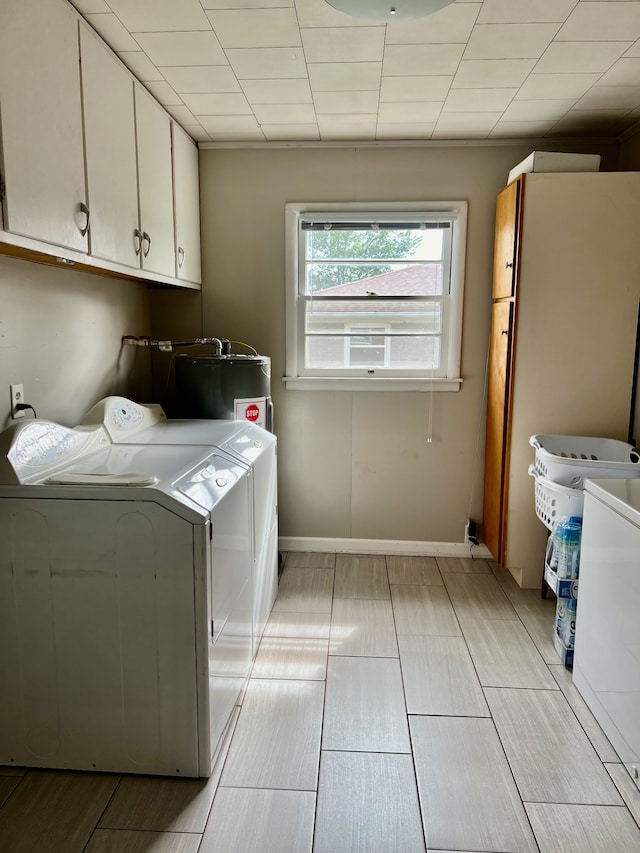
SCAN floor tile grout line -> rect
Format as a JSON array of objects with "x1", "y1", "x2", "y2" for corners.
[
  {"x1": 480, "y1": 690, "x2": 543, "y2": 853},
  {"x1": 603, "y1": 765, "x2": 640, "y2": 833},
  {"x1": 386, "y1": 555, "x2": 431, "y2": 853},
  {"x1": 311, "y1": 569, "x2": 337, "y2": 851}
]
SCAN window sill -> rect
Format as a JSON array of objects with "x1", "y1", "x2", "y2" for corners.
[{"x1": 283, "y1": 376, "x2": 463, "y2": 392}]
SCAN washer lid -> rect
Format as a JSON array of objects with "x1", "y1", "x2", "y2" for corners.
[{"x1": 585, "y1": 478, "x2": 640, "y2": 528}]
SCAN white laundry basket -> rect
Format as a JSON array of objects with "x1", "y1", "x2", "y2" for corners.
[
  {"x1": 529, "y1": 434, "x2": 640, "y2": 488},
  {"x1": 528, "y1": 465, "x2": 584, "y2": 531}
]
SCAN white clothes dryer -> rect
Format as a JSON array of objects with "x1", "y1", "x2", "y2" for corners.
[{"x1": 80, "y1": 396, "x2": 278, "y2": 647}]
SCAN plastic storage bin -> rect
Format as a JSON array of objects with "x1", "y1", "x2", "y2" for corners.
[
  {"x1": 528, "y1": 465, "x2": 585, "y2": 530},
  {"x1": 529, "y1": 434, "x2": 640, "y2": 487}
]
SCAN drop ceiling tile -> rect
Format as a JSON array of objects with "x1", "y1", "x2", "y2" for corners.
[
  {"x1": 489, "y1": 120, "x2": 557, "y2": 137},
  {"x1": 515, "y1": 72, "x2": 601, "y2": 100},
  {"x1": 134, "y1": 32, "x2": 227, "y2": 66},
  {"x1": 501, "y1": 98, "x2": 577, "y2": 121},
  {"x1": 377, "y1": 102, "x2": 443, "y2": 123},
  {"x1": 385, "y1": 3, "x2": 480, "y2": 44},
  {"x1": 314, "y1": 90, "x2": 379, "y2": 113},
  {"x1": 626, "y1": 38, "x2": 640, "y2": 58},
  {"x1": 380, "y1": 76, "x2": 453, "y2": 102},
  {"x1": 376, "y1": 123, "x2": 436, "y2": 139},
  {"x1": 203, "y1": 0, "x2": 293, "y2": 7},
  {"x1": 295, "y1": 0, "x2": 376, "y2": 28},
  {"x1": 320, "y1": 129, "x2": 376, "y2": 140},
  {"x1": 316, "y1": 114, "x2": 377, "y2": 133},
  {"x1": 434, "y1": 111, "x2": 502, "y2": 133},
  {"x1": 261, "y1": 124, "x2": 321, "y2": 140},
  {"x1": 181, "y1": 93, "x2": 253, "y2": 114},
  {"x1": 105, "y1": 0, "x2": 211, "y2": 32},
  {"x1": 453, "y1": 58, "x2": 537, "y2": 88},
  {"x1": 117, "y1": 51, "x2": 163, "y2": 81},
  {"x1": 210, "y1": 131, "x2": 267, "y2": 141},
  {"x1": 160, "y1": 66, "x2": 241, "y2": 93},
  {"x1": 253, "y1": 103, "x2": 317, "y2": 123},
  {"x1": 557, "y1": 2, "x2": 640, "y2": 42},
  {"x1": 182, "y1": 125, "x2": 211, "y2": 142},
  {"x1": 478, "y1": 0, "x2": 578, "y2": 25},
  {"x1": 84, "y1": 13, "x2": 139, "y2": 51},
  {"x1": 198, "y1": 115, "x2": 262, "y2": 133},
  {"x1": 70, "y1": 0, "x2": 111, "y2": 12},
  {"x1": 242, "y1": 79, "x2": 312, "y2": 103},
  {"x1": 301, "y1": 27, "x2": 386, "y2": 63},
  {"x1": 464, "y1": 23, "x2": 560, "y2": 60},
  {"x1": 308, "y1": 62, "x2": 381, "y2": 91},
  {"x1": 165, "y1": 104, "x2": 197, "y2": 124},
  {"x1": 535, "y1": 41, "x2": 632, "y2": 73},
  {"x1": 226, "y1": 47, "x2": 307, "y2": 79},
  {"x1": 205, "y1": 9, "x2": 301, "y2": 48},
  {"x1": 143, "y1": 80, "x2": 181, "y2": 104},
  {"x1": 443, "y1": 87, "x2": 516, "y2": 112},
  {"x1": 576, "y1": 85, "x2": 640, "y2": 110},
  {"x1": 598, "y1": 57, "x2": 640, "y2": 86},
  {"x1": 383, "y1": 44, "x2": 465, "y2": 76}
]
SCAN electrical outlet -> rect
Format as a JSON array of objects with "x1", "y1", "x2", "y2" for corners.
[
  {"x1": 465, "y1": 519, "x2": 479, "y2": 546},
  {"x1": 10, "y1": 384, "x2": 25, "y2": 419}
]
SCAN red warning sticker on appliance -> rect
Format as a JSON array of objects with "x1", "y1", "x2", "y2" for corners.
[{"x1": 234, "y1": 397, "x2": 267, "y2": 428}]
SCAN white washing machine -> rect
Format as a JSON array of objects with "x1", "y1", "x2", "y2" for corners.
[
  {"x1": 573, "y1": 478, "x2": 640, "y2": 791},
  {"x1": 80, "y1": 396, "x2": 278, "y2": 647},
  {"x1": 0, "y1": 418, "x2": 253, "y2": 777}
]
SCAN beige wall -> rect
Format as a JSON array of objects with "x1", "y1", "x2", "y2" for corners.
[
  {"x1": 0, "y1": 255, "x2": 152, "y2": 428},
  {"x1": 151, "y1": 142, "x2": 619, "y2": 545}
]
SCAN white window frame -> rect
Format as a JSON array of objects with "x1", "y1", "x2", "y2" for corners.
[{"x1": 284, "y1": 201, "x2": 467, "y2": 392}]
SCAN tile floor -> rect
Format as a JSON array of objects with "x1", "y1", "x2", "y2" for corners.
[{"x1": 2, "y1": 552, "x2": 640, "y2": 852}]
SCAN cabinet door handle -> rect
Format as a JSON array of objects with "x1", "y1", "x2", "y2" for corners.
[
  {"x1": 78, "y1": 202, "x2": 90, "y2": 237},
  {"x1": 142, "y1": 231, "x2": 151, "y2": 257},
  {"x1": 134, "y1": 228, "x2": 143, "y2": 256},
  {"x1": 177, "y1": 246, "x2": 185, "y2": 268}
]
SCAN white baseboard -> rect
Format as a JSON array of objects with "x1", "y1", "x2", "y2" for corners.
[{"x1": 278, "y1": 536, "x2": 493, "y2": 560}]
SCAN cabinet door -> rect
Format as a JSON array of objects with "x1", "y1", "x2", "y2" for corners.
[
  {"x1": 0, "y1": 0, "x2": 87, "y2": 251},
  {"x1": 492, "y1": 179, "x2": 521, "y2": 300},
  {"x1": 483, "y1": 300, "x2": 515, "y2": 563},
  {"x1": 172, "y1": 125, "x2": 202, "y2": 284},
  {"x1": 80, "y1": 25, "x2": 140, "y2": 268},
  {"x1": 134, "y1": 85, "x2": 175, "y2": 277}
]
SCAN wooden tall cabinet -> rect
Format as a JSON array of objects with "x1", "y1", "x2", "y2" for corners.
[{"x1": 483, "y1": 172, "x2": 640, "y2": 588}]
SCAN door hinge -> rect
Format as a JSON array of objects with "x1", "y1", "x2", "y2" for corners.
[
  {"x1": 0, "y1": 171, "x2": 5, "y2": 203},
  {"x1": 209, "y1": 523, "x2": 213, "y2": 540}
]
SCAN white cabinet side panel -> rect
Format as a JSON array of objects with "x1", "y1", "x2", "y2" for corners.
[
  {"x1": 172, "y1": 124, "x2": 202, "y2": 284},
  {"x1": 506, "y1": 173, "x2": 640, "y2": 586}
]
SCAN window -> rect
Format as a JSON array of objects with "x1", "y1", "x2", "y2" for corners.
[{"x1": 285, "y1": 202, "x2": 467, "y2": 391}]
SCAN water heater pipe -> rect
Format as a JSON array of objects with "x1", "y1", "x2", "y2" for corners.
[{"x1": 122, "y1": 336, "x2": 225, "y2": 353}]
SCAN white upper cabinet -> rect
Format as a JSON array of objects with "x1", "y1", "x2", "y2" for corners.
[
  {"x1": 134, "y1": 84, "x2": 175, "y2": 278},
  {"x1": 79, "y1": 24, "x2": 139, "y2": 269},
  {"x1": 172, "y1": 124, "x2": 202, "y2": 285},
  {"x1": 0, "y1": 0, "x2": 88, "y2": 251}
]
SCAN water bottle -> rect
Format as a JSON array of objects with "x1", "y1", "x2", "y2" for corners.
[{"x1": 552, "y1": 515, "x2": 582, "y2": 580}]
